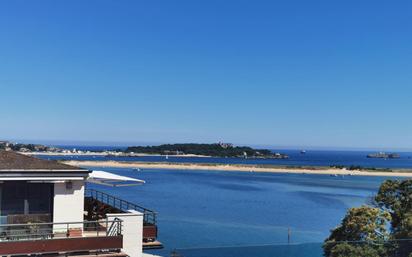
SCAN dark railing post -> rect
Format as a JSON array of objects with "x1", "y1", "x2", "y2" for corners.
[{"x1": 106, "y1": 219, "x2": 108, "y2": 236}]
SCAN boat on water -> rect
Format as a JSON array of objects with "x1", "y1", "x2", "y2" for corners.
[
  {"x1": 367, "y1": 152, "x2": 400, "y2": 159},
  {"x1": 300, "y1": 150, "x2": 306, "y2": 154}
]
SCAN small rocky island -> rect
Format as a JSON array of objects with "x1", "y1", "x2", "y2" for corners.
[
  {"x1": 367, "y1": 152, "x2": 400, "y2": 159},
  {"x1": 125, "y1": 143, "x2": 289, "y2": 159}
]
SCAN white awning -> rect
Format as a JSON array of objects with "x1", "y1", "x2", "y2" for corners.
[{"x1": 87, "y1": 170, "x2": 145, "y2": 187}]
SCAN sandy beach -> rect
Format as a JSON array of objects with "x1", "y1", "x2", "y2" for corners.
[{"x1": 63, "y1": 160, "x2": 412, "y2": 177}]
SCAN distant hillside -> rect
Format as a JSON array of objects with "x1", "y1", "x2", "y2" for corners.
[
  {"x1": 125, "y1": 143, "x2": 288, "y2": 158},
  {"x1": 0, "y1": 141, "x2": 57, "y2": 152}
]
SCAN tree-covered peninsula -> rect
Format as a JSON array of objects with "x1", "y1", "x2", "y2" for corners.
[{"x1": 125, "y1": 143, "x2": 288, "y2": 158}]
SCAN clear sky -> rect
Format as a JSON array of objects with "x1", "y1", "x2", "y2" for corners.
[{"x1": 0, "y1": 1, "x2": 411, "y2": 150}]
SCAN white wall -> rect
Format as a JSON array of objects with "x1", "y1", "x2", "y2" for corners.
[
  {"x1": 107, "y1": 211, "x2": 143, "y2": 257},
  {"x1": 53, "y1": 180, "x2": 85, "y2": 229}
]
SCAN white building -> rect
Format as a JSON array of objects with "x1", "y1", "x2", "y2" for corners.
[{"x1": 0, "y1": 151, "x2": 161, "y2": 256}]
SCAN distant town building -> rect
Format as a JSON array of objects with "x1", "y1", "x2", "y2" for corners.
[
  {"x1": 218, "y1": 142, "x2": 234, "y2": 149},
  {"x1": 0, "y1": 141, "x2": 10, "y2": 147},
  {"x1": 0, "y1": 141, "x2": 11, "y2": 151}
]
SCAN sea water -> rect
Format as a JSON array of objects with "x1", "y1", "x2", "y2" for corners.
[{"x1": 85, "y1": 167, "x2": 396, "y2": 257}]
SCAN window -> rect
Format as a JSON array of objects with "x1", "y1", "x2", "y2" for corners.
[{"x1": 1, "y1": 182, "x2": 53, "y2": 216}]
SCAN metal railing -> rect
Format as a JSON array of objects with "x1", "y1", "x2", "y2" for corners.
[
  {"x1": 171, "y1": 239, "x2": 412, "y2": 257},
  {"x1": 86, "y1": 188, "x2": 157, "y2": 225},
  {"x1": 0, "y1": 219, "x2": 123, "y2": 242}
]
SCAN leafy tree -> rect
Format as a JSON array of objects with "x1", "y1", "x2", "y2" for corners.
[
  {"x1": 375, "y1": 180, "x2": 412, "y2": 257},
  {"x1": 324, "y1": 179, "x2": 412, "y2": 257},
  {"x1": 323, "y1": 206, "x2": 390, "y2": 256},
  {"x1": 329, "y1": 243, "x2": 388, "y2": 257}
]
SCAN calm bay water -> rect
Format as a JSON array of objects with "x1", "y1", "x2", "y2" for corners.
[
  {"x1": 85, "y1": 167, "x2": 394, "y2": 256},
  {"x1": 38, "y1": 149, "x2": 410, "y2": 256}
]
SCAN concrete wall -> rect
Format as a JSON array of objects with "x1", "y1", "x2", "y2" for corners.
[
  {"x1": 107, "y1": 211, "x2": 143, "y2": 257},
  {"x1": 53, "y1": 180, "x2": 85, "y2": 229}
]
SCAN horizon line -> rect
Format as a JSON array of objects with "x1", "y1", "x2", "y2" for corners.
[{"x1": 4, "y1": 138, "x2": 412, "y2": 153}]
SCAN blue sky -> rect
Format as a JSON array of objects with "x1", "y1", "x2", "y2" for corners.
[{"x1": 0, "y1": 1, "x2": 411, "y2": 150}]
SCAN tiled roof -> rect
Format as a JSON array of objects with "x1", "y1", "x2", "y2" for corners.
[{"x1": 0, "y1": 151, "x2": 87, "y2": 171}]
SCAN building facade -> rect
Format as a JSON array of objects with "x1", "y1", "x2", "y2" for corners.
[{"x1": 0, "y1": 151, "x2": 159, "y2": 257}]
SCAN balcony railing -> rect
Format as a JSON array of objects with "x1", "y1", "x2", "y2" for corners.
[
  {"x1": 0, "y1": 219, "x2": 122, "y2": 242},
  {"x1": 86, "y1": 188, "x2": 157, "y2": 225},
  {"x1": 171, "y1": 239, "x2": 412, "y2": 257},
  {"x1": 0, "y1": 220, "x2": 124, "y2": 256}
]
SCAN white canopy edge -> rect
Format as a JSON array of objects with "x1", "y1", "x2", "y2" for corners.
[{"x1": 87, "y1": 170, "x2": 145, "y2": 187}]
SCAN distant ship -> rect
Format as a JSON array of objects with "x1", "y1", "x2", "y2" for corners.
[
  {"x1": 367, "y1": 152, "x2": 400, "y2": 159},
  {"x1": 300, "y1": 150, "x2": 306, "y2": 154}
]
